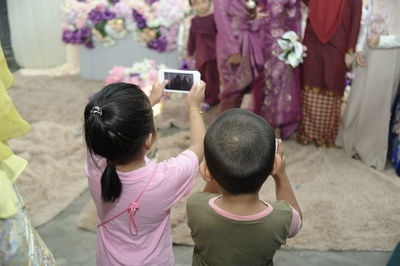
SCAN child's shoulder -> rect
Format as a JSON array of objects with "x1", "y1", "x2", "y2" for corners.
[{"x1": 269, "y1": 200, "x2": 293, "y2": 214}]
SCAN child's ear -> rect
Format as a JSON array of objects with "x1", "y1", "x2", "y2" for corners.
[
  {"x1": 200, "y1": 161, "x2": 214, "y2": 182},
  {"x1": 271, "y1": 154, "x2": 282, "y2": 176},
  {"x1": 144, "y1": 133, "x2": 155, "y2": 150}
]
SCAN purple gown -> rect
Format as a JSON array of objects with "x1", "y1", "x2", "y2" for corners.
[
  {"x1": 214, "y1": 0, "x2": 265, "y2": 110},
  {"x1": 255, "y1": 0, "x2": 302, "y2": 139}
]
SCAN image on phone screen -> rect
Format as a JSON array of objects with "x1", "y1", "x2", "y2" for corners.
[{"x1": 164, "y1": 72, "x2": 193, "y2": 92}]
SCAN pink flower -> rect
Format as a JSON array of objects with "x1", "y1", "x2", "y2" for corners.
[
  {"x1": 105, "y1": 66, "x2": 126, "y2": 84},
  {"x1": 148, "y1": 70, "x2": 158, "y2": 81},
  {"x1": 128, "y1": 76, "x2": 141, "y2": 85}
]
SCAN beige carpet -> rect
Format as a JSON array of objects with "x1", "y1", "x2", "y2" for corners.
[{"x1": 8, "y1": 73, "x2": 400, "y2": 251}]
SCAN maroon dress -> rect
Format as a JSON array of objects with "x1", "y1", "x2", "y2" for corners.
[
  {"x1": 298, "y1": 0, "x2": 362, "y2": 147},
  {"x1": 188, "y1": 14, "x2": 220, "y2": 106}
]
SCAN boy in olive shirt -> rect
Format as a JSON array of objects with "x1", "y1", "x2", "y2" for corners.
[{"x1": 187, "y1": 109, "x2": 302, "y2": 266}]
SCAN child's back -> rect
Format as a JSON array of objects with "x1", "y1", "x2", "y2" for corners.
[
  {"x1": 86, "y1": 151, "x2": 198, "y2": 265},
  {"x1": 187, "y1": 193, "x2": 295, "y2": 265},
  {"x1": 186, "y1": 109, "x2": 302, "y2": 265}
]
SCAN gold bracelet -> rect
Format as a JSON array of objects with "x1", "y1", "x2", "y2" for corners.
[{"x1": 190, "y1": 107, "x2": 203, "y2": 115}]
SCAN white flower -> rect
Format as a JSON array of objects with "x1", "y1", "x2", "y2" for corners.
[
  {"x1": 147, "y1": 18, "x2": 162, "y2": 28},
  {"x1": 277, "y1": 39, "x2": 292, "y2": 51},
  {"x1": 281, "y1": 31, "x2": 299, "y2": 42}
]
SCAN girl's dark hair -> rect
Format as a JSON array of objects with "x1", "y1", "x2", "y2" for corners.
[{"x1": 84, "y1": 83, "x2": 155, "y2": 203}]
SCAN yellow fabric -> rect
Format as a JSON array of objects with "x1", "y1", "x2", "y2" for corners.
[
  {"x1": 0, "y1": 155, "x2": 27, "y2": 218},
  {"x1": 0, "y1": 44, "x2": 31, "y2": 218}
]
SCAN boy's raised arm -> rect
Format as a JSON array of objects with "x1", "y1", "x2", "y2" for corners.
[{"x1": 272, "y1": 140, "x2": 302, "y2": 219}]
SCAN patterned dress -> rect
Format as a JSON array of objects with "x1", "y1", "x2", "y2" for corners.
[
  {"x1": 214, "y1": 0, "x2": 265, "y2": 112},
  {"x1": 255, "y1": 0, "x2": 302, "y2": 139}
]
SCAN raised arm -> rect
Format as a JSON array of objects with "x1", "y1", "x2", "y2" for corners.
[
  {"x1": 272, "y1": 140, "x2": 302, "y2": 219},
  {"x1": 186, "y1": 81, "x2": 206, "y2": 162}
]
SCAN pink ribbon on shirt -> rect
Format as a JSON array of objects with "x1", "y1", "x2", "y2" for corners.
[{"x1": 98, "y1": 165, "x2": 156, "y2": 235}]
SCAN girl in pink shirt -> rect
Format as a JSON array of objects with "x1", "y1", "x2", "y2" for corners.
[{"x1": 83, "y1": 81, "x2": 205, "y2": 266}]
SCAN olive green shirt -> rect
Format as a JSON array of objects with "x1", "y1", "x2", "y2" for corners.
[{"x1": 187, "y1": 192, "x2": 293, "y2": 266}]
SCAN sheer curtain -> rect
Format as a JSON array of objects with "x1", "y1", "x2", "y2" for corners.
[{"x1": 7, "y1": 0, "x2": 79, "y2": 75}]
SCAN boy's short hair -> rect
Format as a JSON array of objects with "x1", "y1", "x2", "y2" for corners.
[{"x1": 204, "y1": 109, "x2": 276, "y2": 194}]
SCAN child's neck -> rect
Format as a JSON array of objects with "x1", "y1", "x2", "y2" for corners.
[
  {"x1": 115, "y1": 157, "x2": 146, "y2": 173},
  {"x1": 216, "y1": 193, "x2": 267, "y2": 216},
  {"x1": 197, "y1": 10, "x2": 212, "y2": 17}
]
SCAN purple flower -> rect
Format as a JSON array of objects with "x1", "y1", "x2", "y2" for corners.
[
  {"x1": 88, "y1": 7, "x2": 104, "y2": 24},
  {"x1": 110, "y1": 0, "x2": 120, "y2": 3},
  {"x1": 102, "y1": 8, "x2": 116, "y2": 20},
  {"x1": 145, "y1": 0, "x2": 159, "y2": 4},
  {"x1": 132, "y1": 9, "x2": 147, "y2": 29},
  {"x1": 179, "y1": 59, "x2": 195, "y2": 70},
  {"x1": 81, "y1": 27, "x2": 91, "y2": 38},
  {"x1": 147, "y1": 36, "x2": 167, "y2": 52},
  {"x1": 85, "y1": 40, "x2": 95, "y2": 49},
  {"x1": 62, "y1": 29, "x2": 74, "y2": 43}
]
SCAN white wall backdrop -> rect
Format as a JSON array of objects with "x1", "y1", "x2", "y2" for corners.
[{"x1": 7, "y1": 0, "x2": 66, "y2": 68}]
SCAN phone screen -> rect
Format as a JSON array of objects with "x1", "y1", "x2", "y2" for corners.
[{"x1": 164, "y1": 72, "x2": 193, "y2": 92}]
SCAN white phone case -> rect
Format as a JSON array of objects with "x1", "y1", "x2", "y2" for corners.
[{"x1": 158, "y1": 69, "x2": 201, "y2": 93}]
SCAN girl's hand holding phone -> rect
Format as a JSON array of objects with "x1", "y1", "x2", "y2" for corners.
[
  {"x1": 187, "y1": 81, "x2": 206, "y2": 109},
  {"x1": 149, "y1": 80, "x2": 168, "y2": 106}
]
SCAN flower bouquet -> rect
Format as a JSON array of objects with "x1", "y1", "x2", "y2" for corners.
[
  {"x1": 277, "y1": 31, "x2": 306, "y2": 68},
  {"x1": 62, "y1": 0, "x2": 191, "y2": 52}
]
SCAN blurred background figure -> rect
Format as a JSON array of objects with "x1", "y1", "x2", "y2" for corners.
[
  {"x1": 337, "y1": 0, "x2": 400, "y2": 170},
  {"x1": 0, "y1": 43, "x2": 55, "y2": 265}
]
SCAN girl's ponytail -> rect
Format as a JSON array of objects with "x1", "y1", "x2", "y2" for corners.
[{"x1": 101, "y1": 163, "x2": 122, "y2": 203}]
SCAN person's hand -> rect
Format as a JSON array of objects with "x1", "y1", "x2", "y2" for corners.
[
  {"x1": 345, "y1": 53, "x2": 355, "y2": 69},
  {"x1": 368, "y1": 35, "x2": 380, "y2": 48},
  {"x1": 149, "y1": 80, "x2": 168, "y2": 106},
  {"x1": 272, "y1": 139, "x2": 286, "y2": 180},
  {"x1": 228, "y1": 54, "x2": 241, "y2": 65},
  {"x1": 355, "y1": 52, "x2": 367, "y2": 67},
  {"x1": 187, "y1": 80, "x2": 206, "y2": 109}
]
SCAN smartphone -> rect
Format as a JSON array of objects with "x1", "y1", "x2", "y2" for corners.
[
  {"x1": 158, "y1": 69, "x2": 201, "y2": 93},
  {"x1": 275, "y1": 139, "x2": 279, "y2": 154}
]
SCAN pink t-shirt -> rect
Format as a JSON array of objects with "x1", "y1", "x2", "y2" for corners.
[{"x1": 84, "y1": 150, "x2": 199, "y2": 266}]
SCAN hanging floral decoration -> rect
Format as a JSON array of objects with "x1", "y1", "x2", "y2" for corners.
[{"x1": 62, "y1": 0, "x2": 190, "y2": 52}]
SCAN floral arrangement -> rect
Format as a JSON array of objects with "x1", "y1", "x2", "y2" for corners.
[
  {"x1": 62, "y1": 0, "x2": 190, "y2": 52},
  {"x1": 365, "y1": 13, "x2": 388, "y2": 38},
  {"x1": 276, "y1": 31, "x2": 306, "y2": 68},
  {"x1": 105, "y1": 59, "x2": 166, "y2": 95}
]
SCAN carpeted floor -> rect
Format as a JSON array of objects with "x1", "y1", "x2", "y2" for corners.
[{"x1": 8, "y1": 73, "x2": 400, "y2": 251}]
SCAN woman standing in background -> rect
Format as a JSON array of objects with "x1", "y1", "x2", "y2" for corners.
[
  {"x1": 298, "y1": 0, "x2": 362, "y2": 147},
  {"x1": 337, "y1": 0, "x2": 400, "y2": 170},
  {"x1": 254, "y1": 0, "x2": 302, "y2": 139}
]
